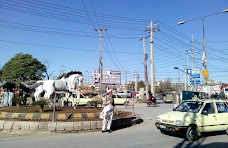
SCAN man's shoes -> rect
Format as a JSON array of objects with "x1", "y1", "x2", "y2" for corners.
[
  {"x1": 101, "y1": 130, "x2": 106, "y2": 133},
  {"x1": 107, "y1": 130, "x2": 112, "y2": 133}
]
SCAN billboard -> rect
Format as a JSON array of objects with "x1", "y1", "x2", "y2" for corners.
[{"x1": 93, "y1": 70, "x2": 121, "y2": 86}]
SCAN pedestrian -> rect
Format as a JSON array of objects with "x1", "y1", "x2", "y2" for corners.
[
  {"x1": 214, "y1": 92, "x2": 218, "y2": 100},
  {"x1": 100, "y1": 100, "x2": 115, "y2": 133},
  {"x1": 218, "y1": 90, "x2": 226, "y2": 100},
  {"x1": 8, "y1": 89, "x2": 14, "y2": 106},
  {"x1": 3, "y1": 89, "x2": 9, "y2": 106},
  {"x1": 107, "y1": 89, "x2": 115, "y2": 107}
]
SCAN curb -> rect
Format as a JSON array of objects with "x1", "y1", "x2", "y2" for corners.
[
  {"x1": 0, "y1": 112, "x2": 100, "y2": 121},
  {"x1": 0, "y1": 116, "x2": 143, "y2": 132}
]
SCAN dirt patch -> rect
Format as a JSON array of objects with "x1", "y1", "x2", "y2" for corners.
[{"x1": 0, "y1": 106, "x2": 132, "y2": 122}]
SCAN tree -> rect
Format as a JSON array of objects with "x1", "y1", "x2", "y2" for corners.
[
  {"x1": 1, "y1": 53, "x2": 46, "y2": 83},
  {"x1": 157, "y1": 78, "x2": 175, "y2": 93},
  {"x1": 42, "y1": 58, "x2": 55, "y2": 80},
  {"x1": 137, "y1": 80, "x2": 145, "y2": 91}
]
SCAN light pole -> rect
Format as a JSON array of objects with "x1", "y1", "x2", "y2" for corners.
[
  {"x1": 178, "y1": 9, "x2": 228, "y2": 83},
  {"x1": 174, "y1": 67, "x2": 185, "y2": 105}
]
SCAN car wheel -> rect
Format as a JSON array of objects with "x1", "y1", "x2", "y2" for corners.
[
  {"x1": 185, "y1": 126, "x2": 199, "y2": 141},
  {"x1": 160, "y1": 129, "x2": 168, "y2": 135},
  {"x1": 68, "y1": 101, "x2": 72, "y2": 107},
  {"x1": 87, "y1": 101, "x2": 91, "y2": 107}
]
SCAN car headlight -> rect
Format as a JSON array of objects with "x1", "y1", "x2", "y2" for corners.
[
  {"x1": 175, "y1": 120, "x2": 183, "y2": 126},
  {"x1": 157, "y1": 117, "x2": 161, "y2": 122}
]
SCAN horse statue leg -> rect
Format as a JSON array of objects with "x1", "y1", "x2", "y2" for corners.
[{"x1": 34, "y1": 85, "x2": 43, "y2": 102}]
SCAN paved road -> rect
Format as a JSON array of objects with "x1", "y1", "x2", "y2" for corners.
[{"x1": 0, "y1": 102, "x2": 228, "y2": 148}]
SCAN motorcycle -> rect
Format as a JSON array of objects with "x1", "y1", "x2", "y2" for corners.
[{"x1": 147, "y1": 98, "x2": 157, "y2": 107}]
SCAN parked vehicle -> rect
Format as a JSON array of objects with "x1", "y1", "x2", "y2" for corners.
[
  {"x1": 163, "y1": 92, "x2": 176, "y2": 103},
  {"x1": 117, "y1": 90, "x2": 132, "y2": 98},
  {"x1": 155, "y1": 99, "x2": 228, "y2": 141},
  {"x1": 63, "y1": 93, "x2": 101, "y2": 107},
  {"x1": 112, "y1": 94, "x2": 129, "y2": 105}
]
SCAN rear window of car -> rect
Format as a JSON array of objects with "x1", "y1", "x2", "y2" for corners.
[{"x1": 216, "y1": 102, "x2": 228, "y2": 113}]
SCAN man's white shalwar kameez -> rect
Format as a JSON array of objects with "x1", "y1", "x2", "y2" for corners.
[{"x1": 100, "y1": 103, "x2": 114, "y2": 131}]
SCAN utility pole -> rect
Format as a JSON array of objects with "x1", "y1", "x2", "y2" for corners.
[
  {"x1": 146, "y1": 21, "x2": 159, "y2": 95},
  {"x1": 125, "y1": 70, "x2": 128, "y2": 90},
  {"x1": 134, "y1": 72, "x2": 138, "y2": 92},
  {"x1": 191, "y1": 33, "x2": 194, "y2": 69},
  {"x1": 185, "y1": 49, "x2": 188, "y2": 90},
  {"x1": 95, "y1": 28, "x2": 107, "y2": 94},
  {"x1": 140, "y1": 37, "x2": 149, "y2": 98}
]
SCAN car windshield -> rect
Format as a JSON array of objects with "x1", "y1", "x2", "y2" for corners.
[{"x1": 174, "y1": 101, "x2": 203, "y2": 113}]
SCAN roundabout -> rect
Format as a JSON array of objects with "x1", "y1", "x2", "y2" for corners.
[{"x1": 0, "y1": 105, "x2": 142, "y2": 132}]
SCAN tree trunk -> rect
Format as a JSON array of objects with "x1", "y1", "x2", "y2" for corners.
[
  {"x1": 16, "y1": 103, "x2": 20, "y2": 108},
  {"x1": 39, "y1": 105, "x2": 44, "y2": 113}
]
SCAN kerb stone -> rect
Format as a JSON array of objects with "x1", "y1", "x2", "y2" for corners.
[
  {"x1": 30, "y1": 122, "x2": 39, "y2": 131},
  {"x1": 4, "y1": 121, "x2": 14, "y2": 130},
  {"x1": 82, "y1": 121, "x2": 90, "y2": 130},
  {"x1": 65, "y1": 122, "x2": 74, "y2": 131},
  {"x1": 57, "y1": 122, "x2": 65, "y2": 131},
  {"x1": 38, "y1": 122, "x2": 48, "y2": 131},
  {"x1": 97, "y1": 121, "x2": 103, "y2": 129},
  {"x1": 0, "y1": 121, "x2": 6, "y2": 130},
  {"x1": 12, "y1": 121, "x2": 22, "y2": 130},
  {"x1": 90, "y1": 121, "x2": 97, "y2": 130},
  {"x1": 21, "y1": 121, "x2": 30, "y2": 130},
  {"x1": 73, "y1": 122, "x2": 82, "y2": 131},
  {"x1": 48, "y1": 122, "x2": 56, "y2": 131}
]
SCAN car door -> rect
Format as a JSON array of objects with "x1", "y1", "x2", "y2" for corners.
[
  {"x1": 198, "y1": 102, "x2": 218, "y2": 132},
  {"x1": 215, "y1": 102, "x2": 228, "y2": 131},
  {"x1": 79, "y1": 94, "x2": 86, "y2": 105}
]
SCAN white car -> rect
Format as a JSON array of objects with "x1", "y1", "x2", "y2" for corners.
[
  {"x1": 63, "y1": 93, "x2": 98, "y2": 107},
  {"x1": 155, "y1": 99, "x2": 228, "y2": 141},
  {"x1": 112, "y1": 94, "x2": 129, "y2": 105},
  {"x1": 117, "y1": 91, "x2": 132, "y2": 98}
]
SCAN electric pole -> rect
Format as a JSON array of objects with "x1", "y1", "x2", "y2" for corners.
[
  {"x1": 146, "y1": 21, "x2": 159, "y2": 95},
  {"x1": 134, "y1": 72, "x2": 138, "y2": 92},
  {"x1": 140, "y1": 37, "x2": 149, "y2": 98},
  {"x1": 191, "y1": 33, "x2": 195, "y2": 69},
  {"x1": 95, "y1": 28, "x2": 107, "y2": 93}
]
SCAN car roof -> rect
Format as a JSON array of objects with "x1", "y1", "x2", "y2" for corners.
[{"x1": 185, "y1": 99, "x2": 227, "y2": 103}]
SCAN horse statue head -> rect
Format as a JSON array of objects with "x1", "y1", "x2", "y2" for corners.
[{"x1": 62, "y1": 71, "x2": 84, "y2": 89}]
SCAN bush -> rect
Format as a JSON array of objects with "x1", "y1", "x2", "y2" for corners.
[
  {"x1": 12, "y1": 97, "x2": 23, "y2": 107},
  {"x1": 33, "y1": 99, "x2": 48, "y2": 112}
]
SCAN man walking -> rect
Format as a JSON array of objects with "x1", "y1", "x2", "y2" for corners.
[{"x1": 100, "y1": 100, "x2": 115, "y2": 133}]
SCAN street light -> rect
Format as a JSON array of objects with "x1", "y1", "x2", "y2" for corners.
[
  {"x1": 174, "y1": 67, "x2": 181, "y2": 105},
  {"x1": 178, "y1": 9, "x2": 228, "y2": 83}
]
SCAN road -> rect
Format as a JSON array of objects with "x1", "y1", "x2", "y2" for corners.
[{"x1": 0, "y1": 102, "x2": 228, "y2": 148}]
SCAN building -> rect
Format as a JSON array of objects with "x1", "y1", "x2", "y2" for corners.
[{"x1": 93, "y1": 70, "x2": 121, "y2": 89}]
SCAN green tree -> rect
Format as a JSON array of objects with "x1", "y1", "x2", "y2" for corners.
[{"x1": 1, "y1": 53, "x2": 46, "y2": 83}]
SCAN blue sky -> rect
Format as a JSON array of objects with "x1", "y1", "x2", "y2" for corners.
[{"x1": 0, "y1": 0, "x2": 228, "y2": 85}]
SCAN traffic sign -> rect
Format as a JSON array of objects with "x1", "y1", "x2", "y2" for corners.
[
  {"x1": 187, "y1": 69, "x2": 192, "y2": 75},
  {"x1": 191, "y1": 74, "x2": 200, "y2": 79},
  {"x1": 192, "y1": 68, "x2": 200, "y2": 74},
  {"x1": 189, "y1": 80, "x2": 194, "y2": 85},
  {"x1": 195, "y1": 80, "x2": 201, "y2": 85}
]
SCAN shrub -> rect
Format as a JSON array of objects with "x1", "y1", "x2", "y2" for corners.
[{"x1": 33, "y1": 99, "x2": 48, "y2": 112}]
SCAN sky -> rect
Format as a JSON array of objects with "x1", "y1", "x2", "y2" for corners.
[{"x1": 0, "y1": 0, "x2": 228, "y2": 85}]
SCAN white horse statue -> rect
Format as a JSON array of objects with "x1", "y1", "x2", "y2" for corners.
[{"x1": 34, "y1": 71, "x2": 84, "y2": 108}]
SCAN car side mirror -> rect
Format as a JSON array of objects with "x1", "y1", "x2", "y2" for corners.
[{"x1": 202, "y1": 110, "x2": 208, "y2": 115}]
